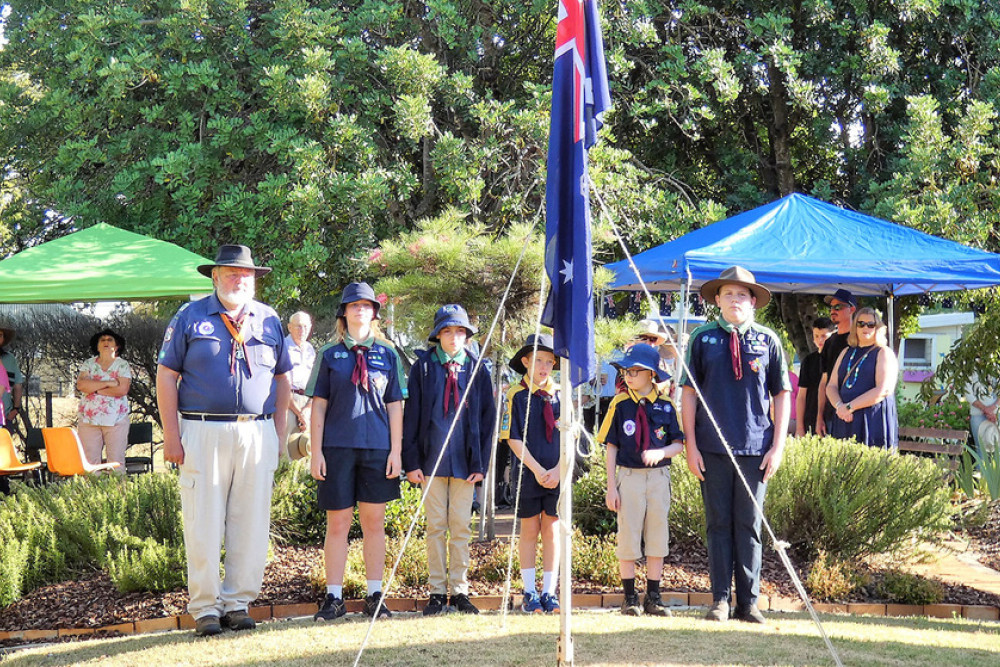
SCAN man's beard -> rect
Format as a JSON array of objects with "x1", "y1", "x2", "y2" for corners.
[{"x1": 218, "y1": 286, "x2": 254, "y2": 309}]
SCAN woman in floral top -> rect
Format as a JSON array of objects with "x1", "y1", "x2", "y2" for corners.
[{"x1": 77, "y1": 329, "x2": 132, "y2": 471}]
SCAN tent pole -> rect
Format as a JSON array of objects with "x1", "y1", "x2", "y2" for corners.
[
  {"x1": 887, "y1": 292, "x2": 896, "y2": 351},
  {"x1": 557, "y1": 357, "x2": 574, "y2": 666}
]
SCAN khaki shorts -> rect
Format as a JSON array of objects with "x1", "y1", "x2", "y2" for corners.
[{"x1": 615, "y1": 465, "x2": 671, "y2": 561}]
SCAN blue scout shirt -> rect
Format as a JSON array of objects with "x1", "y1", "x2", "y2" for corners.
[
  {"x1": 680, "y1": 317, "x2": 790, "y2": 456},
  {"x1": 500, "y1": 378, "x2": 561, "y2": 498},
  {"x1": 401, "y1": 346, "x2": 496, "y2": 479},
  {"x1": 597, "y1": 387, "x2": 683, "y2": 469},
  {"x1": 312, "y1": 338, "x2": 405, "y2": 450},
  {"x1": 158, "y1": 294, "x2": 292, "y2": 415}
]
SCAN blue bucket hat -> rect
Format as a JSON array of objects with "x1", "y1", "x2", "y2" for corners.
[
  {"x1": 509, "y1": 333, "x2": 555, "y2": 375},
  {"x1": 612, "y1": 343, "x2": 668, "y2": 382},
  {"x1": 336, "y1": 282, "x2": 381, "y2": 320},
  {"x1": 429, "y1": 304, "x2": 478, "y2": 342}
]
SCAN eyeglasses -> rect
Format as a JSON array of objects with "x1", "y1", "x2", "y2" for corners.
[
  {"x1": 856, "y1": 321, "x2": 877, "y2": 329},
  {"x1": 830, "y1": 304, "x2": 851, "y2": 311},
  {"x1": 624, "y1": 368, "x2": 650, "y2": 377},
  {"x1": 635, "y1": 335, "x2": 660, "y2": 344}
]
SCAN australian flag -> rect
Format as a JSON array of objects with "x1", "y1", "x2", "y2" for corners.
[{"x1": 541, "y1": 0, "x2": 611, "y2": 387}]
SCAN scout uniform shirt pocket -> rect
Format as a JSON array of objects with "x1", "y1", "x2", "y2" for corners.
[
  {"x1": 649, "y1": 403, "x2": 677, "y2": 447},
  {"x1": 366, "y1": 348, "x2": 393, "y2": 397},
  {"x1": 248, "y1": 328, "x2": 279, "y2": 369}
]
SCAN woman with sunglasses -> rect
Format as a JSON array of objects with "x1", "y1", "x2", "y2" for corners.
[{"x1": 825, "y1": 307, "x2": 899, "y2": 449}]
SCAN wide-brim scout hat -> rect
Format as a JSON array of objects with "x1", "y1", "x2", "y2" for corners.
[
  {"x1": 335, "y1": 282, "x2": 381, "y2": 320},
  {"x1": 287, "y1": 432, "x2": 311, "y2": 461},
  {"x1": 197, "y1": 244, "x2": 272, "y2": 278},
  {"x1": 89, "y1": 329, "x2": 127, "y2": 356},
  {"x1": 509, "y1": 333, "x2": 555, "y2": 375},
  {"x1": 979, "y1": 420, "x2": 999, "y2": 454},
  {"x1": 287, "y1": 432, "x2": 310, "y2": 460},
  {"x1": 824, "y1": 288, "x2": 858, "y2": 308},
  {"x1": 0, "y1": 325, "x2": 14, "y2": 344},
  {"x1": 429, "y1": 304, "x2": 478, "y2": 342},
  {"x1": 700, "y1": 265, "x2": 771, "y2": 308},
  {"x1": 612, "y1": 343, "x2": 668, "y2": 382}
]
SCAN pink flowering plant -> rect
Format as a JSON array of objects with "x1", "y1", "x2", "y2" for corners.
[{"x1": 897, "y1": 398, "x2": 969, "y2": 431}]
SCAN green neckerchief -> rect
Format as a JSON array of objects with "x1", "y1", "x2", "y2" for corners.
[
  {"x1": 343, "y1": 332, "x2": 376, "y2": 349},
  {"x1": 433, "y1": 345, "x2": 468, "y2": 366},
  {"x1": 715, "y1": 315, "x2": 754, "y2": 336}
]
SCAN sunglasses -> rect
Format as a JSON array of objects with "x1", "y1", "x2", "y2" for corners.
[
  {"x1": 856, "y1": 321, "x2": 878, "y2": 329},
  {"x1": 830, "y1": 304, "x2": 851, "y2": 311},
  {"x1": 635, "y1": 335, "x2": 660, "y2": 344}
]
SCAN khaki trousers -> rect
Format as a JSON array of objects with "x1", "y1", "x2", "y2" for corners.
[
  {"x1": 78, "y1": 419, "x2": 129, "y2": 471},
  {"x1": 423, "y1": 476, "x2": 475, "y2": 595},
  {"x1": 178, "y1": 418, "x2": 279, "y2": 620}
]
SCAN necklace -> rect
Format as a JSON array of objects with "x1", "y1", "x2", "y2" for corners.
[{"x1": 842, "y1": 346, "x2": 876, "y2": 390}]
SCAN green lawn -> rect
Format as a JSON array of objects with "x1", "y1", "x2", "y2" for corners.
[{"x1": 5, "y1": 610, "x2": 1000, "y2": 666}]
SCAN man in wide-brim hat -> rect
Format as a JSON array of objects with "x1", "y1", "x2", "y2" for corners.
[
  {"x1": 157, "y1": 244, "x2": 291, "y2": 637},
  {"x1": 680, "y1": 265, "x2": 790, "y2": 626}
]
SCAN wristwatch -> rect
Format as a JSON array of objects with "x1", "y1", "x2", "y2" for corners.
[{"x1": 845, "y1": 403, "x2": 853, "y2": 413}]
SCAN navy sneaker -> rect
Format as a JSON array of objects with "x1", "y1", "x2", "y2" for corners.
[
  {"x1": 451, "y1": 593, "x2": 480, "y2": 615},
  {"x1": 423, "y1": 593, "x2": 447, "y2": 616},
  {"x1": 314, "y1": 595, "x2": 346, "y2": 621},
  {"x1": 363, "y1": 591, "x2": 392, "y2": 618},
  {"x1": 539, "y1": 592, "x2": 560, "y2": 614},
  {"x1": 521, "y1": 590, "x2": 543, "y2": 613}
]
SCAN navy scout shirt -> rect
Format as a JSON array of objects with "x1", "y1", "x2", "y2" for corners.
[
  {"x1": 500, "y1": 378, "x2": 561, "y2": 498},
  {"x1": 597, "y1": 388, "x2": 683, "y2": 469},
  {"x1": 680, "y1": 317, "x2": 790, "y2": 456},
  {"x1": 158, "y1": 294, "x2": 292, "y2": 415},
  {"x1": 311, "y1": 338, "x2": 405, "y2": 450}
]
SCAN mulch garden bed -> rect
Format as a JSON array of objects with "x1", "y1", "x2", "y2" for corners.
[
  {"x1": 3, "y1": 537, "x2": 999, "y2": 642},
  {"x1": 962, "y1": 502, "x2": 1000, "y2": 572}
]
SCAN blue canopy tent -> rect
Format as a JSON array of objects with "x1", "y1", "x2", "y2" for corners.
[{"x1": 606, "y1": 193, "x2": 1000, "y2": 296}]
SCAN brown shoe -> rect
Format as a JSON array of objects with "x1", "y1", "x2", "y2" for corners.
[
  {"x1": 733, "y1": 605, "x2": 766, "y2": 624},
  {"x1": 704, "y1": 600, "x2": 729, "y2": 622},
  {"x1": 195, "y1": 614, "x2": 222, "y2": 636},
  {"x1": 222, "y1": 609, "x2": 256, "y2": 631}
]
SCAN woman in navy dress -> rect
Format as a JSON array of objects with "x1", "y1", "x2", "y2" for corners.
[{"x1": 826, "y1": 307, "x2": 899, "y2": 449}]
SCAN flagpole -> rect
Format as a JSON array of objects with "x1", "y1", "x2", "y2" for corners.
[{"x1": 557, "y1": 357, "x2": 574, "y2": 667}]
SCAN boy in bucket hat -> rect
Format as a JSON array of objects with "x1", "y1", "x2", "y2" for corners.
[
  {"x1": 597, "y1": 343, "x2": 684, "y2": 617},
  {"x1": 500, "y1": 333, "x2": 563, "y2": 614},
  {"x1": 680, "y1": 266, "x2": 790, "y2": 625},
  {"x1": 402, "y1": 304, "x2": 496, "y2": 616}
]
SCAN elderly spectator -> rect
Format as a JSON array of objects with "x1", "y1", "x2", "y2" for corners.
[
  {"x1": 826, "y1": 307, "x2": 899, "y2": 449},
  {"x1": 0, "y1": 325, "x2": 24, "y2": 429},
  {"x1": 76, "y1": 329, "x2": 132, "y2": 471},
  {"x1": 156, "y1": 244, "x2": 291, "y2": 637},
  {"x1": 816, "y1": 289, "x2": 857, "y2": 435},
  {"x1": 285, "y1": 311, "x2": 316, "y2": 450},
  {"x1": 795, "y1": 317, "x2": 835, "y2": 437}
]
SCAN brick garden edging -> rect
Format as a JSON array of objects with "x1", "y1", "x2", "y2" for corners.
[{"x1": 1, "y1": 593, "x2": 997, "y2": 642}]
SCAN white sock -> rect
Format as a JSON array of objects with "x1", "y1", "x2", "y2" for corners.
[
  {"x1": 521, "y1": 568, "x2": 536, "y2": 593},
  {"x1": 367, "y1": 579, "x2": 382, "y2": 596},
  {"x1": 327, "y1": 585, "x2": 342, "y2": 598},
  {"x1": 542, "y1": 571, "x2": 557, "y2": 596}
]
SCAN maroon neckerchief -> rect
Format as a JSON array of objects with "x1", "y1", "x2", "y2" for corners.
[
  {"x1": 444, "y1": 361, "x2": 461, "y2": 414},
  {"x1": 522, "y1": 379, "x2": 556, "y2": 441},
  {"x1": 220, "y1": 312, "x2": 250, "y2": 377},
  {"x1": 351, "y1": 345, "x2": 370, "y2": 391},
  {"x1": 634, "y1": 396, "x2": 651, "y2": 452},
  {"x1": 730, "y1": 329, "x2": 743, "y2": 381}
]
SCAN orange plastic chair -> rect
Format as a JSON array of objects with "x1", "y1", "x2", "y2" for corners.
[
  {"x1": 41, "y1": 427, "x2": 120, "y2": 477},
  {"x1": 0, "y1": 429, "x2": 41, "y2": 479}
]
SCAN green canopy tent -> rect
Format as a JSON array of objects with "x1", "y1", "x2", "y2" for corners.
[{"x1": 0, "y1": 223, "x2": 212, "y2": 303}]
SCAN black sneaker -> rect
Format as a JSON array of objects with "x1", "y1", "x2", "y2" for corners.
[
  {"x1": 621, "y1": 592, "x2": 642, "y2": 616},
  {"x1": 423, "y1": 593, "x2": 448, "y2": 616},
  {"x1": 314, "y1": 594, "x2": 346, "y2": 621},
  {"x1": 642, "y1": 591, "x2": 672, "y2": 617},
  {"x1": 363, "y1": 591, "x2": 392, "y2": 618},
  {"x1": 450, "y1": 593, "x2": 479, "y2": 615}
]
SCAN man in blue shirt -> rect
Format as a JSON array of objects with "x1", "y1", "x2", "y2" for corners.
[
  {"x1": 156, "y1": 245, "x2": 292, "y2": 637},
  {"x1": 681, "y1": 266, "x2": 790, "y2": 625}
]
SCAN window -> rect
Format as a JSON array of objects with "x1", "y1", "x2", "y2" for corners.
[{"x1": 901, "y1": 336, "x2": 933, "y2": 368}]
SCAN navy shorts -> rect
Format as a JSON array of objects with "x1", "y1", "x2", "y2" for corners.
[
  {"x1": 517, "y1": 490, "x2": 559, "y2": 519},
  {"x1": 317, "y1": 447, "x2": 401, "y2": 511}
]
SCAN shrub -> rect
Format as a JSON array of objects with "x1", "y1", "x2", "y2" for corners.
[
  {"x1": 107, "y1": 537, "x2": 186, "y2": 593},
  {"x1": 804, "y1": 550, "x2": 868, "y2": 601},
  {"x1": 897, "y1": 398, "x2": 969, "y2": 431},
  {"x1": 386, "y1": 483, "x2": 425, "y2": 538},
  {"x1": 571, "y1": 532, "x2": 618, "y2": 587},
  {"x1": 768, "y1": 436, "x2": 953, "y2": 562},
  {"x1": 469, "y1": 539, "x2": 518, "y2": 583},
  {"x1": 270, "y1": 459, "x2": 327, "y2": 546},
  {"x1": 668, "y1": 464, "x2": 706, "y2": 546},
  {"x1": 386, "y1": 536, "x2": 428, "y2": 588},
  {"x1": 875, "y1": 569, "x2": 944, "y2": 605},
  {"x1": 572, "y1": 454, "x2": 616, "y2": 536}
]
